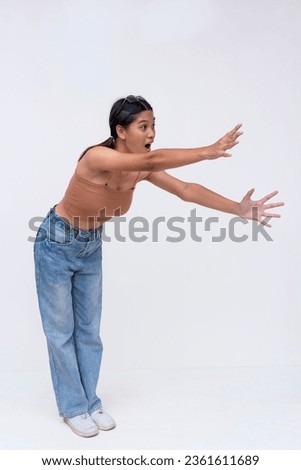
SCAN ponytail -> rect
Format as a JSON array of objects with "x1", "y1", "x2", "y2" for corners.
[{"x1": 78, "y1": 136, "x2": 115, "y2": 162}]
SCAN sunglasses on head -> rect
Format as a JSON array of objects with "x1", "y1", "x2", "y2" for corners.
[{"x1": 112, "y1": 95, "x2": 147, "y2": 120}]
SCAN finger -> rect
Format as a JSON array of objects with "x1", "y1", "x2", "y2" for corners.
[
  {"x1": 262, "y1": 212, "x2": 281, "y2": 218},
  {"x1": 232, "y1": 130, "x2": 243, "y2": 140},
  {"x1": 229, "y1": 123, "x2": 243, "y2": 135},
  {"x1": 259, "y1": 190, "x2": 279, "y2": 204},
  {"x1": 221, "y1": 126, "x2": 242, "y2": 143},
  {"x1": 226, "y1": 131, "x2": 243, "y2": 142},
  {"x1": 224, "y1": 130, "x2": 243, "y2": 142},
  {"x1": 245, "y1": 188, "x2": 255, "y2": 199},
  {"x1": 263, "y1": 202, "x2": 285, "y2": 209},
  {"x1": 221, "y1": 140, "x2": 239, "y2": 150},
  {"x1": 260, "y1": 218, "x2": 272, "y2": 228},
  {"x1": 220, "y1": 130, "x2": 242, "y2": 148}
]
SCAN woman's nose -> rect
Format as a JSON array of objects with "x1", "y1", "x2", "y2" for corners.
[{"x1": 148, "y1": 127, "x2": 155, "y2": 138}]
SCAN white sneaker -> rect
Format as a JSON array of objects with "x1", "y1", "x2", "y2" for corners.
[
  {"x1": 90, "y1": 407, "x2": 116, "y2": 431},
  {"x1": 64, "y1": 413, "x2": 99, "y2": 437}
]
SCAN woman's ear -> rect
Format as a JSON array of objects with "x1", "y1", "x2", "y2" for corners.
[{"x1": 116, "y1": 124, "x2": 126, "y2": 140}]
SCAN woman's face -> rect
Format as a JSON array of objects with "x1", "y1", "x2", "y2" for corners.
[{"x1": 118, "y1": 110, "x2": 156, "y2": 154}]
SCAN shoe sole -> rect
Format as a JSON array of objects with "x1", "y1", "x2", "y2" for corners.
[
  {"x1": 97, "y1": 422, "x2": 116, "y2": 431},
  {"x1": 64, "y1": 419, "x2": 99, "y2": 438}
]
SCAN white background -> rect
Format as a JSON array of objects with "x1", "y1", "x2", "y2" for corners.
[{"x1": 0, "y1": 0, "x2": 300, "y2": 450}]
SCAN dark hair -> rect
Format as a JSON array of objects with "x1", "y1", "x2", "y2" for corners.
[{"x1": 78, "y1": 95, "x2": 153, "y2": 161}]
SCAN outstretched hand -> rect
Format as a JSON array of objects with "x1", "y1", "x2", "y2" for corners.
[
  {"x1": 205, "y1": 123, "x2": 243, "y2": 160},
  {"x1": 238, "y1": 189, "x2": 285, "y2": 227}
]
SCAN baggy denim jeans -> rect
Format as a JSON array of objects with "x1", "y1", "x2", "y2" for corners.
[{"x1": 34, "y1": 207, "x2": 103, "y2": 418}]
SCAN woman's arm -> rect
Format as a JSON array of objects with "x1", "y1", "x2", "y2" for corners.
[
  {"x1": 147, "y1": 171, "x2": 239, "y2": 214},
  {"x1": 182, "y1": 182, "x2": 240, "y2": 215},
  {"x1": 147, "y1": 171, "x2": 284, "y2": 226},
  {"x1": 85, "y1": 124, "x2": 242, "y2": 172}
]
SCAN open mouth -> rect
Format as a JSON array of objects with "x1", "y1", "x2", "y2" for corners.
[{"x1": 145, "y1": 143, "x2": 152, "y2": 150}]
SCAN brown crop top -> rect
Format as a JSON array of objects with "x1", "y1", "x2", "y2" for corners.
[{"x1": 58, "y1": 170, "x2": 140, "y2": 228}]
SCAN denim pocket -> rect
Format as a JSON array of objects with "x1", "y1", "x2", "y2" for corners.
[{"x1": 47, "y1": 220, "x2": 73, "y2": 245}]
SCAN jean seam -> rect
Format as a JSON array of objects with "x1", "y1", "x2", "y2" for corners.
[
  {"x1": 34, "y1": 246, "x2": 41, "y2": 291},
  {"x1": 47, "y1": 343, "x2": 63, "y2": 416}
]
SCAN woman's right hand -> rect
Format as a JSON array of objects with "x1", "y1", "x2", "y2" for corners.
[{"x1": 203, "y1": 123, "x2": 243, "y2": 160}]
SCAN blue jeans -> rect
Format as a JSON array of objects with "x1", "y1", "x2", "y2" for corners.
[{"x1": 34, "y1": 207, "x2": 103, "y2": 418}]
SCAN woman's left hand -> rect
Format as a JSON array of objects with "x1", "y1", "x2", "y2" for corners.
[{"x1": 238, "y1": 189, "x2": 285, "y2": 227}]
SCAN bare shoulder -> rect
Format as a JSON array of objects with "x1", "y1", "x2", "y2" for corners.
[
  {"x1": 75, "y1": 153, "x2": 111, "y2": 184},
  {"x1": 77, "y1": 144, "x2": 152, "y2": 173},
  {"x1": 83, "y1": 145, "x2": 114, "y2": 169}
]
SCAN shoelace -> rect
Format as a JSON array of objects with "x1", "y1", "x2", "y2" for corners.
[{"x1": 81, "y1": 413, "x2": 91, "y2": 420}]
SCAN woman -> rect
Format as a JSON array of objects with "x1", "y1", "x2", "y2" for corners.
[{"x1": 34, "y1": 95, "x2": 283, "y2": 438}]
